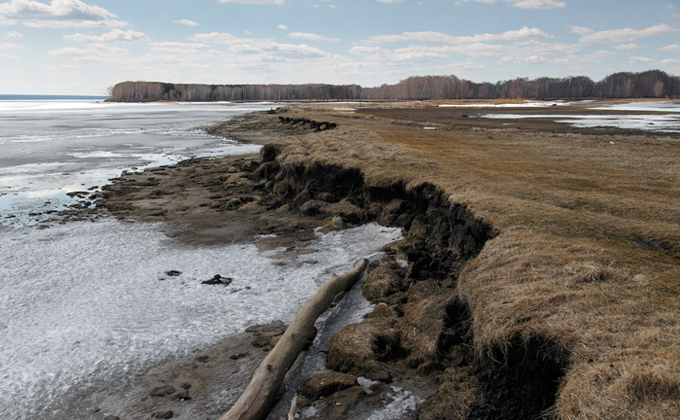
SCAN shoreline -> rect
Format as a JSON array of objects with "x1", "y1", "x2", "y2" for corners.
[{"x1": 46, "y1": 102, "x2": 680, "y2": 419}]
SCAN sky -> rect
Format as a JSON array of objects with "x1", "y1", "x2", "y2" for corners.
[{"x1": 0, "y1": 0, "x2": 679, "y2": 95}]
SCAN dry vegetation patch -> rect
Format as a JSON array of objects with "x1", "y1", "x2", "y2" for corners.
[
  {"x1": 103, "y1": 103, "x2": 678, "y2": 419},
  {"x1": 260, "y1": 103, "x2": 679, "y2": 419}
]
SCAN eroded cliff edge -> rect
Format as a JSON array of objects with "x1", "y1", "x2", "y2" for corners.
[{"x1": 87, "y1": 105, "x2": 679, "y2": 419}]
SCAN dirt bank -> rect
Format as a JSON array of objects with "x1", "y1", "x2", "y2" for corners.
[{"x1": 62, "y1": 102, "x2": 680, "y2": 419}]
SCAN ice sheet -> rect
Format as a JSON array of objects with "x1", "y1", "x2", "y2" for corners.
[
  {"x1": 0, "y1": 220, "x2": 402, "y2": 419},
  {"x1": 593, "y1": 101, "x2": 680, "y2": 113},
  {"x1": 439, "y1": 100, "x2": 569, "y2": 108},
  {"x1": 482, "y1": 106, "x2": 680, "y2": 133},
  {"x1": 0, "y1": 100, "x2": 274, "y2": 227}
]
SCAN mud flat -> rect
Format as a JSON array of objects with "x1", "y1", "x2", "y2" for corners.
[{"x1": 66, "y1": 101, "x2": 679, "y2": 419}]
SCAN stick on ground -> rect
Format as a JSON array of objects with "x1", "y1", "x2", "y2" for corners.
[{"x1": 220, "y1": 258, "x2": 369, "y2": 420}]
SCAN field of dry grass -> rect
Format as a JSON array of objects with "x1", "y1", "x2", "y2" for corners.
[{"x1": 257, "y1": 101, "x2": 679, "y2": 419}]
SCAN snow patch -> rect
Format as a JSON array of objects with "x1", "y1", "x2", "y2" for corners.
[
  {"x1": 0, "y1": 220, "x2": 402, "y2": 419},
  {"x1": 366, "y1": 386, "x2": 424, "y2": 420}
]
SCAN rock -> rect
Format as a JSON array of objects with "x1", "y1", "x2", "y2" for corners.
[
  {"x1": 149, "y1": 385, "x2": 176, "y2": 397},
  {"x1": 66, "y1": 191, "x2": 89, "y2": 198},
  {"x1": 298, "y1": 386, "x2": 366, "y2": 420},
  {"x1": 152, "y1": 410, "x2": 174, "y2": 419},
  {"x1": 165, "y1": 270, "x2": 182, "y2": 277},
  {"x1": 299, "y1": 372, "x2": 358, "y2": 402},
  {"x1": 171, "y1": 391, "x2": 191, "y2": 401},
  {"x1": 202, "y1": 275, "x2": 233, "y2": 285},
  {"x1": 229, "y1": 352, "x2": 249, "y2": 360},
  {"x1": 330, "y1": 215, "x2": 344, "y2": 229},
  {"x1": 246, "y1": 320, "x2": 287, "y2": 348}
]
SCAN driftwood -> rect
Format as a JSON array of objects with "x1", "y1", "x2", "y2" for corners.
[{"x1": 220, "y1": 258, "x2": 369, "y2": 420}]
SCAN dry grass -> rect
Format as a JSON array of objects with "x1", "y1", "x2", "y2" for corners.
[{"x1": 249, "y1": 103, "x2": 680, "y2": 418}]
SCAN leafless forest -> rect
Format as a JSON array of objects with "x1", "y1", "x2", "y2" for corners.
[{"x1": 110, "y1": 70, "x2": 680, "y2": 102}]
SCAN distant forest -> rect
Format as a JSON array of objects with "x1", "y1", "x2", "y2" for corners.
[{"x1": 110, "y1": 70, "x2": 680, "y2": 102}]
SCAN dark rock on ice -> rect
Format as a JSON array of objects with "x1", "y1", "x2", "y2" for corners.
[
  {"x1": 165, "y1": 270, "x2": 182, "y2": 277},
  {"x1": 201, "y1": 274, "x2": 232, "y2": 285}
]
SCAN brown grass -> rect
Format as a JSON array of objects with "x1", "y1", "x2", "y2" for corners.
[{"x1": 246, "y1": 102, "x2": 680, "y2": 418}]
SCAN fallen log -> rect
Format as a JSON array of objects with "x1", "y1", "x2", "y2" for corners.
[{"x1": 220, "y1": 258, "x2": 369, "y2": 420}]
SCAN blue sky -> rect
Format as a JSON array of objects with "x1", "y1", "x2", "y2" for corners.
[{"x1": 1, "y1": 0, "x2": 679, "y2": 95}]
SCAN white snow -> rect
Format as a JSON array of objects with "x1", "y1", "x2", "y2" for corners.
[
  {"x1": 439, "y1": 100, "x2": 569, "y2": 108},
  {"x1": 0, "y1": 100, "x2": 271, "y2": 227},
  {"x1": 593, "y1": 101, "x2": 680, "y2": 113},
  {"x1": 0, "y1": 99, "x2": 416, "y2": 420},
  {"x1": 482, "y1": 112, "x2": 680, "y2": 133},
  {"x1": 0, "y1": 220, "x2": 402, "y2": 419},
  {"x1": 366, "y1": 386, "x2": 424, "y2": 420}
]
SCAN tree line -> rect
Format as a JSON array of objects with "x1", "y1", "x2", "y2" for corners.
[{"x1": 110, "y1": 70, "x2": 680, "y2": 102}]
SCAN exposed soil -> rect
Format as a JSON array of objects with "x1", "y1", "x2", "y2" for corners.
[{"x1": 53, "y1": 103, "x2": 680, "y2": 420}]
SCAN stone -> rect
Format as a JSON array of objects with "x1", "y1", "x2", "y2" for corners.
[
  {"x1": 299, "y1": 372, "x2": 358, "y2": 401},
  {"x1": 150, "y1": 385, "x2": 176, "y2": 397},
  {"x1": 202, "y1": 275, "x2": 232, "y2": 285}
]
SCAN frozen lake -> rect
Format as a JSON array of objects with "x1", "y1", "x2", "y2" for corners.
[
  {"x1": 0, "y1": 100, "x2": 273, "y2": 227},
  {"x1": 0, "y1": 100, "x2": 404, "y2": 419},
  {"x1": 480, "y1": 100, "x2": 680, "y2": 133}
]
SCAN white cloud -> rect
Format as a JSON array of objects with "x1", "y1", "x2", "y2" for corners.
[
  {"x1": 4, "y1": 29, "x2": 23, "y2": 38},
  {"x1": 217, "y1": 0, "x2": 284, "y2": 3},
  {"x1": 64, "y1": 29, "x2": 148, "y2": 43},
  {"x1": 456, "y1": 0, "x2": 565, "y2": 8},
  {"x1": 552, "y1": 49, "x2": 617, "y2": 65},
  {"x1": 48, "y1": 43, "x2": 130, "y2": 64},
  {"x1": 364, "y1": 27, "x2": 552, "y2": 44},
  {"x1": 191, "y1": 31, "x2": 333, "y2": 60},
  {"x1": 659, "y1": 44, "x2": 680, "y2": 54},
  {"x1": 510, "y1": 0, "x2": 565, "y2": 9},
  {"x1": 455, "y1": 0, "x2": 497, "y2": 4},
  {"x1": 569, "y1": 26, "x2": 593, "y2": 35},
  {"x1": 456, "y1": 59, "x2": 486, "y2": 69},
  {"x1": 629, "y1": 56, "x2": 654, "y2": 63},
  {"x1": 288, "y1": 32, "x2": 339, "y2": 42},
  {"x1": 351, "y1": 36, "x2": 581, "y2": 68},
  {"x1": 615, "y1": 43, "x2": 644, "y2": 50},
  {"x1": 277, "y1": 24, "x2": 288, "y2": 30},
  {"x1": 0, "y1": 0, "x2": 126, "y2": 28},
  {"x1": 150, "y1": 41, "x2": 210, "y2": 54},
  {"x1": 577, "y1": 24, "x2": 678, "y2": 44},
  {"x1": 377, "y1": 0, "x2": 404, "y2": 3},
  {"x1": 498, "y1": 54, "x2": 548, "y2": 64},
  {"x1": 350, "y1": 42, "x2": 505, "y2": 62},
  {"x1": 173, "y1": 19, "x2": 200, "y2": 27},
  {"x1": 0, "y1": 41, "x2": 22, "y2": 49}
]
